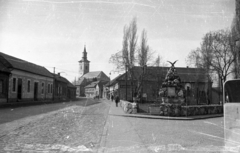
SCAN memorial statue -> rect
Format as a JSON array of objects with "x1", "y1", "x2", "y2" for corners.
[{"x1": 159, "y1": 60, "x2": 185, "y2": 103}]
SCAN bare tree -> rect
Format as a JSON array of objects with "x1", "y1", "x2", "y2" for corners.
[
  {"x1": 186, "y1": 29, "x2": 236, "y2": 90},
  {"x1": 186, "y1": 48, "x2": 202, "y2": 68},
  {"x1": 109, "y1": 50, "x2": 125, "y2": 73},
  {"x1": 122, "y1": 25, "x2": 130, "y2": 67},
  {"x1": 137, "y1": 29, "x2": 153, "y2": 66},
  {"x1": 128, "y1": 17, "x2": 138, "y2": 68},
  {"x1": 155, "y1": 54, "x2": 160, "y2": 67},
  {"x1": 109, "y1": 17, "x2": 138, "y2": 101},
  {"x1": 109, "y1": 17, "x2": 138, "y2": 72},
  {"x1": 154, "y1": 54, "x2": 167, "y2": 67},
  {"x1": 210, "y1": 29, "x2": 236, "y2": 88}
]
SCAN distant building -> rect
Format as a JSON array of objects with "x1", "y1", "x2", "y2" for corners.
[
  {"x1": 75, "y1": 45, "x2": 110, "y2": 97},
  {"x1": 103, "y1": 74, "x2": 123, "y2": 99},
  {"x1": 76, "y1": 71, "x2": 110, "y2": 97},
  {"x1": 0, "y1": 52, "x2": 54, "y2": 103},
  {"x1": 84, "y1": 81, "x2": 98, "y2": 98},
  {"x1": 52, "y1": 73, "x2": 76, "y2": 101},
  {"x1": 84, "y1": 80, "x2": 109, "y2": 98},
  {"x1": 0, "y1": 52, "x2": 76, "y2": 104},
  {"x1": 67, "y1": 81, "x2": 77, "y2": 100},
  {"x1": 108, "y1": 66, "x2": 214, "y2": 105}
]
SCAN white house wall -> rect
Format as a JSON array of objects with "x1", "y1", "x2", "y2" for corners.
[{"x1": 8, "y1": 69, "x2": 54, "y2": 102}]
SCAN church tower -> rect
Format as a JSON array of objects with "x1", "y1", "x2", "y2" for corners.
[{"x1": 79, "y1": 45, "x2": 90, "y2": 77}]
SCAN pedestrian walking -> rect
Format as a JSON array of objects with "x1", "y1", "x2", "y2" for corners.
[
  {"x1": 111, "y1": 94, "x2": 114, "y2": 102},
  {"x1": 115, "y1": 94, "x2": 120, "y2": 107}
]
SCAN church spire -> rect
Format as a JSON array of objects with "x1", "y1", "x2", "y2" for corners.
[
  {"x1": 82, "y1": 45, "x2": 87, "y2": 60},
  {"x1": 79, "y1": 44, "x2": 90, "y2": 77},
  {"x1": 84, "y1": 44, "x2": 86, "y2": 53}
]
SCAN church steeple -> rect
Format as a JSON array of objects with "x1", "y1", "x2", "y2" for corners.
[
  {"x1": 82, "y1": 45, "x2": 88, "y2": 60},
  {"x1": 79, "y1": 45, "x2": 90, "y2": 77}
]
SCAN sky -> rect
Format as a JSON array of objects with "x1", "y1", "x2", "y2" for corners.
[{"x1": 0, "y1": 0, "x2": 235, "y2": 82}]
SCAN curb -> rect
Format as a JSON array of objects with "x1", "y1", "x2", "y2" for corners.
[{"x1": 110, "y1": 112, "x2": 223, "y2": 120}]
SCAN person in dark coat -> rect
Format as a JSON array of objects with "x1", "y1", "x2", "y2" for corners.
[
  {"x1": 111, "y1": 94, "x2": 114, "y2": 102},
  {"x1": 115, "y1": 94, "x2": 120, "y2": 107}
]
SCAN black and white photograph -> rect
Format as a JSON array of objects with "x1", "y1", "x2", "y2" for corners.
[{"x1": 0, "y1": 0, "x2": 239, "y2": 152}]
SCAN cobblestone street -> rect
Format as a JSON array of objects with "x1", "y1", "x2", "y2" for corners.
[
  {"x1": 0, "y1": 98, "x2": 232, "y2": 153},
  {"x1": 0, "y1": 98, "x2": 111, "y2": 152}
]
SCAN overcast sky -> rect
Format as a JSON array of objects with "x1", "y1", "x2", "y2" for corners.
[{"x1": 0, "y1": 0, "x2": 235, "y2": 82}]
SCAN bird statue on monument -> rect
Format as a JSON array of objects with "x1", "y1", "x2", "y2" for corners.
[
  {"x1": 165, "y1": 60, "x2": 178, "y2": 81},
  {"x1": 167, "y1": 60, "x2": 178, "y2": 68}
]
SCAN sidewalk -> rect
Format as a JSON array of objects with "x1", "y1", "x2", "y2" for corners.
[
  {"x1": 98, "y1": 100, "x2": 223, "y2": 153},
  {"x1": 98, "y1": 100, "x2": 149, "y2": 153}
]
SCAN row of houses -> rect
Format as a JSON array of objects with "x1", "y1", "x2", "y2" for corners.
[
  {"x1": 0, "y1": 52, "x2": 76, "y2": 103},
  {"x1": 102, "y1": 66, "x2": 220, "y2": 105}
]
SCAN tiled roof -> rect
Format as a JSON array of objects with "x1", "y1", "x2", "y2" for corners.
[
  {"x1": 84, "y1": 81, "x2": 100, "y2": 88},
  {"x1": 66, "y1": 80, "x2": 76, "y2": 88},
  {"x1": 107, "y1": 74, "x2": 123, "y2": 86},
  {"x1": 81, "y1": 71, "x2": 102, "y2": 78},
  {"x1": 68, "y1": 82, "x2": 77, "y2": 88},
  {"x1": 52, "y1": 73, "x2": 69, "y2": 83},
  {"x1": 52, "y1": 73, "x2": 76, "y2": 88},
  {"x1": 118, "y1": 66, "x2": 208, "y2": 83},
  {"x1": 75, "y1": 77, "x2": 87, "y2": 86},
  {"x1": 78, "y1": 71, "x2": 110, "y2": 85},
  {"x1": 0, "y1": 52, "x2": 53, "y2": 78}
]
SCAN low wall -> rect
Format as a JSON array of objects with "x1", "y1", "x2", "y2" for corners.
[
  {"x1": 120, "y1": 100, "x2": 137, "y2": 114},
  {"x1": 149, "y1": 104, "x2": 223, "y2": 117},
  {"x1": 120, "y1": 100, "x2": 223, "y2": 117}
]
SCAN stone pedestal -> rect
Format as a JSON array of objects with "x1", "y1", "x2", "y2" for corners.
[{"x1": 158, "y1": 61, "x2": 185, "y2": 116}]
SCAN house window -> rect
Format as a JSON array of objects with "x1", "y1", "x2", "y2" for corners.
[
  {"x1": 48, "y1": 84, "x2": 50, "y2": 93},
  {"x1": 27, "y1": 80, "x2": 31, "y2": 92},
  {"x1": 42, "y1": 83, "x2": 44, "y2": 94},
  {"x1": 0, "y1": 80, "x2": 3, "y2": 93},
  {"x1": 58, "y1": 86, "x2": 60, "y2": 95},
  {"x1": 12, "y1": 78, "x2": 16, "y2": 92},
  {"x1": 51, "y1": 84, "x2": 53, "y2": 93}
]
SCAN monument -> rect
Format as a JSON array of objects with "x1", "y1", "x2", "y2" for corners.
[
  {"x1": 158, "y1": 60, "x2": 186, "y2": 116},
  {"x1": 159, "y1": 60, "x2": 185, "y2": 104}
]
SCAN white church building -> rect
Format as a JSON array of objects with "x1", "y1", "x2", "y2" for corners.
[{"x1": 75, "y1": 45, "x2": 109, "y2": 97}]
